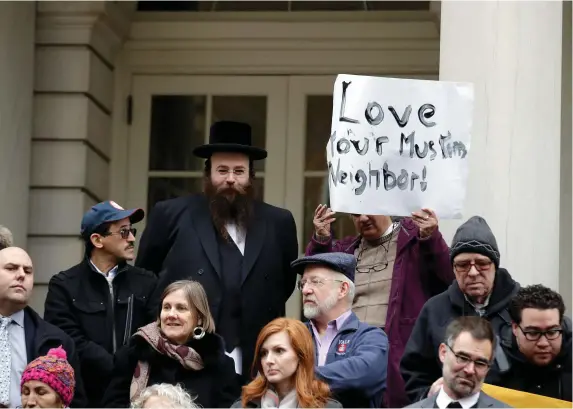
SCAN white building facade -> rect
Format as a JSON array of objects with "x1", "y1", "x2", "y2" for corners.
[{"x1": 0, "y1": 1, "x2": 570, "y2": 316}]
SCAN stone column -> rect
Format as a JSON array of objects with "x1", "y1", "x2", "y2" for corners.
[
  {"x1": 439, "y1": 1, "x2": 564, "y2": 292},
  {"x1": 29, "y1": 1, "x2": 135, "y2": 313},
  {"x1": 560, "y1": 0, "x2": 572, "y2": 311},
  {"x1": 0, "y1": 2, "x2": 35, "y2": 247}
]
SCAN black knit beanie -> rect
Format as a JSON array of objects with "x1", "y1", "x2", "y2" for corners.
[{"x1": 450, "y1": 216, "x2": 500, "y2": 268}]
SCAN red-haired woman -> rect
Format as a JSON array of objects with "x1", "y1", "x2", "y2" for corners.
[{"x1": 232, "y1": 318, "x2": 342, "y2": 408}]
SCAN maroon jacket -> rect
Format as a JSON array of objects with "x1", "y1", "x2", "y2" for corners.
[{"x1": 305, "y1": 218, "x2": 453, "y2": 408}]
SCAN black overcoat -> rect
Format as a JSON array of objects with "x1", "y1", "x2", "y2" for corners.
[{"x1": 135, "y1": 194, "x2": 299, "y2": 378}]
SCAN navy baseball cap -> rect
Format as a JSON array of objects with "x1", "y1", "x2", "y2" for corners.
[
  {"x1": 80, "y1": 201, "x2": 144, "y2": 237},
  {"x1": 290, "y1": 252, "x2": 357, "y2": 282}
]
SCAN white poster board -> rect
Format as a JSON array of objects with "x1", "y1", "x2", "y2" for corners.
[{"x1": 327, "y1": 74, "x2": 474, "y2": 218}]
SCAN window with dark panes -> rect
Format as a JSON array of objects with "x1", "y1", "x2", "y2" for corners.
[
  {"x1": 303, "y1": 95, "x2": 356, "y2": 243},
  {"x1": 147, "y1": 95, "x2": 266, "y2": 211}
]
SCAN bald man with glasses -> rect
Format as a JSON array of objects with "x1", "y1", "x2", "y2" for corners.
[{"x1": 401, "y1": 216, "x2": 521, "y2": 404}]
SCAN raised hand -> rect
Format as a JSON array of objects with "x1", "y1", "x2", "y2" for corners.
[
  {"x1": 313, "y1": 204, "x2": 336, "y2": 238},
  {"x1": 411, "y1": 208, "x2": 438, "y2": 239}
]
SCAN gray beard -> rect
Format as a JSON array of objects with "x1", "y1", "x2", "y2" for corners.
[{"x1": 303, "y1": 292, "x2": 339, "y2": 320}]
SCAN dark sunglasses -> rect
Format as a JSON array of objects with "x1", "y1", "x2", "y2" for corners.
[{"x1": 103, "y1": 227, "x2": 137, "y2": 240}]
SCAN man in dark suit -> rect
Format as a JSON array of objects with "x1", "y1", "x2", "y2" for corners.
[
  {"x1": 0, "y1": 247, "x2": 86, "y2": 408},
  {"x1": 135, "y1": 121, "x2": 299, "y2": 381},
  {"x1": 406, "y1": 316, "x2": 511, "y2": 408}
]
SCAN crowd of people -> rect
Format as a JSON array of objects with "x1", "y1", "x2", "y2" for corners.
[{"x1": 0, "y1": 120, "x2": 570, "y2": 408}]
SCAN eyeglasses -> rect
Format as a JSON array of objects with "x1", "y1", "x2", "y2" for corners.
[
  {"x1": 446, "y1": 344, "x2": 490, "y2": 372},
  {"x1": 297, "y1": 277, "x2": 343, "y2": 291},
  {"x1": 518, "y1": 326, "x2": 563, "y2": 341},
  {"x1": 216, "y1": 168, "x2": 247, "y2": 178},
  {"x1": 356, "y1": 262, "x2": 389, "y2": 274},
  {"x1": 104, "y1": 227, "x2": 137, "y2": 240},
  {"x1": 453, "y1": 259, "x2": 493, "y2": 274}
]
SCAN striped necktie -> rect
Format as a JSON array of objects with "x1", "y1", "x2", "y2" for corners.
[{"x1": 0, "y1": 317, "x2": 11, "y2": 406}]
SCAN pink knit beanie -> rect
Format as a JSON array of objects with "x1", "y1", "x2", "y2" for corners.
[{"x1": 21, "y1": 346, "x2": 75, "y2": 407}]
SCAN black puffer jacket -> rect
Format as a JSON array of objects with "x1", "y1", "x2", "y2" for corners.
[
  {"x1": 102, "y1": 331, "x2": 240, "y2": 408},
  {"x1": 400, "y1": 268, "x2": 520, "y2": 403},
  {"x1": 487, "y1": 316, "x2": 572, "y2": 402}
]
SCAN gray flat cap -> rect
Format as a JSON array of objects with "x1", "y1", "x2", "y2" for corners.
[{"x1": 290, "y1": 252, "x2": 356, "y2": 282}]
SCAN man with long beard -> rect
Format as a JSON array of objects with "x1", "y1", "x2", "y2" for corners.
[{"x1": 135, "y1": 121, "x2": 299, "y2": 381}]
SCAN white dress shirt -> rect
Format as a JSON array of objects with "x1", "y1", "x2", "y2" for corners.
[
  {"x1": 89, "y1": 260, "x2": 119, "y2": 282},
  {"x1": 225, "y1": 223, "x2": 245, "y2": 255},
  {"x1": 436, "y1": 386, "x2": 480, "y2": 409}
]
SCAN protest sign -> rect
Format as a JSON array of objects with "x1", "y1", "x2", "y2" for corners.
[{"x1": 327, "y1": 74, "x2": 474, "y2": 218}]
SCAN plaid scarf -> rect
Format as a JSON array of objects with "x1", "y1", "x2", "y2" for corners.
[
  {"x1": 261, "y1": 388, "x2": 298, "y2": 408},
  {"x1": 129, "y1": 322, "x2": 204, "y2": 401}
]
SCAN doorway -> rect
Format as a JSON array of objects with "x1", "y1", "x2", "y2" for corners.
[
  {"x1": 127, "y1": 75, "x2": 289, "y2": 218},
  {"x1": 127, "y1": 74, "x2": 341, "y2": 318}
]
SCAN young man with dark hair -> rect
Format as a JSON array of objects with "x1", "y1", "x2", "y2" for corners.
[
  {"x1": 43, "y1": 201, "x2": 157, "y2": 407},
  {"x1": 487, "y1": 284, "x2": 572, "y2": 401},
  {"x1": 407, "y1": 316, "x2": 510, "y2": 408}
]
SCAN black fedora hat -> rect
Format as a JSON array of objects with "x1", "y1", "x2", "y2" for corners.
[{"x1": 192, "y1": 121, "x2": 268, "y2": 160}]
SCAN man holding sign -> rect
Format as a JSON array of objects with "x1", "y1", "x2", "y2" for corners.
[{"x1": 306, "y1": 73, "x2": 470, "y2": 408}]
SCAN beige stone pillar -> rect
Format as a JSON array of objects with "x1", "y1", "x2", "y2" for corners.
[
  {"x1": 561, "y1": 0, "x2": 572, "y2": 312},
  {"x1": 0, "y1": 2, "x2": 36, "y2": 247},
  {"x1": 439, "y1": 1, "x2": 564, "y2": 293},
  {"x1": 29, "y1": 1, "x2": 135, "y2": 313}
]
